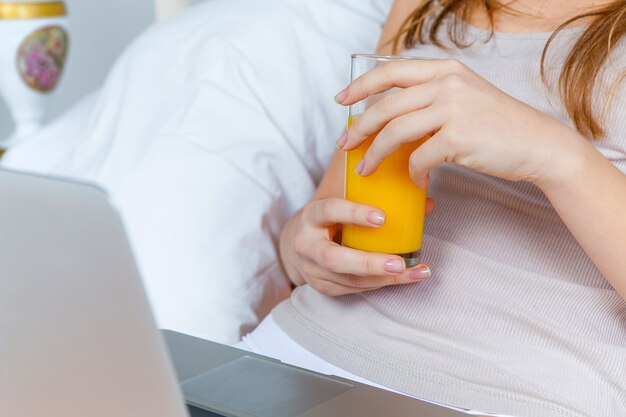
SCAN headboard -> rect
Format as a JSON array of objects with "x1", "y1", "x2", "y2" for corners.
[{"x1": 155, "y1": 0, "x2": 191, "y2": 21}]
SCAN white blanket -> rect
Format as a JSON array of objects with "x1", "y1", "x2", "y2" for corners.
[{"x1": 2, "y1": 0, "x2": 392, "y2": 343}]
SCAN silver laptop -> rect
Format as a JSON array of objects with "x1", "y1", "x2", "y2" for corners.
[{"x1": 0, "y1": 168, "x2": 470, "y2": 417}]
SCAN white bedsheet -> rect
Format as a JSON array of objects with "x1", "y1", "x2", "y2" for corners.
[{"x1": 1, "y1": 0, "x2": 393, "y2": 343}]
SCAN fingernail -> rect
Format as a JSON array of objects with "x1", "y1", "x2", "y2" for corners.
[
  {"x1": 334, "y1": 87, "x2": 348, "y2": 104},
  {"x1": 335, "y1": 132, "x2": 348, "y2": 149},
  {"x1": 409, "y1": 264, "x2": 431, "y2": 280},
  {"x1": 367, "y1": 210, "x2": 385, "y2": 225},
  {"x1": 384, "y1": 259, "x2": 405, "y2": 273},
  {"x1": 355, "y1": 160, "x2": 365, "y2": 175}
]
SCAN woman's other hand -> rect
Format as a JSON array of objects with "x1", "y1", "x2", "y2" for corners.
[
  {"x1": 335, "y1": 59, "x2": 578, "y2": 190},
  {"x1": 279, "y1": 197, "x2": 433, "y2": 296}
]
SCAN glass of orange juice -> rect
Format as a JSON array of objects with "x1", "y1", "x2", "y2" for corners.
[{"x1": 342, "y1": 54, "x2": 428, "y2": 267}]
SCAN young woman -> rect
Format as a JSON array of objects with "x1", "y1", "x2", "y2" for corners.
[{"x1": 237, "y1": 1, "x2": 626, "y2": 415}]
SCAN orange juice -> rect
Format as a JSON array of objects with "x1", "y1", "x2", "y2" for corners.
[{"x1": 342, "y1": 116, "x2": 428, "y2": 263}]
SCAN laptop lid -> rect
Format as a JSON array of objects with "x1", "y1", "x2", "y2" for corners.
[{"x1": 0, "y1": 168, "x2": 188, "y2": 417}]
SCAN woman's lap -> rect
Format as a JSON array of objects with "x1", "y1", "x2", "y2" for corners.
[{"x1": 234, "y1": 315, "x2": 501, "y2": 416}]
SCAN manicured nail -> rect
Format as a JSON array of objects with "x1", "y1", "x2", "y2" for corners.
[
  {"x1": 384, "y1": 259, "x2": 405, "y2": 273},
  {"x1": 409, "y1": 264, "x2": 431, "y2": 280},
  {"x1": 355, "y1": 160, "x2": 365, "y2": 175},
  {"x1": 367, "y1": 210, "x2": 385, "y2": 225},
  {"x1": 335, "y1": 132, "x2": 348, "y2": 149},
  {"x1": 334, "y1": 87, "x2": 349, "y2": 104}
]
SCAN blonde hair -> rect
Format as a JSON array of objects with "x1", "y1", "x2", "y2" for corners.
[{"x1": 393, "y1": 0, "x2": 626, "y2": 139}]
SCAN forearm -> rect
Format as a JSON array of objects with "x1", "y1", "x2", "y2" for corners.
[
  {"x1": 312, "y1": 149, "x2": 344, "y2": 200},
  {"x1": 538, "y1": 131, "x2": 626, "y2": 301}
]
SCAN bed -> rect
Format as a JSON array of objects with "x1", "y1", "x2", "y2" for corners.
[{"x1": 1, "y1": 0, "x2": 393, "y2": 344}]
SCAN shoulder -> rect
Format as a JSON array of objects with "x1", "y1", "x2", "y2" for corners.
[{"x1": 378, "y1": 0, "x2": 423, "y2": 54}]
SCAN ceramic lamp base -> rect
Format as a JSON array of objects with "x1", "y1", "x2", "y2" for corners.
[{"x1": 0, "y1": 3, "x2": 68, "y2": 148}]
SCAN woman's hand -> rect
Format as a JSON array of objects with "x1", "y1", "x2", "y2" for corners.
[
  {"x1": 279, "y1": 197, "x2": 432, "y2": 296},
  {"x1": 335, "y1": 59, "x2": 576, "y2": 189}
]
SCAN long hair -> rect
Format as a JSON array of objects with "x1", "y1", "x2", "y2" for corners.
[{"x1": 392, "y1": 0, "x2": 626, "y2": 139}]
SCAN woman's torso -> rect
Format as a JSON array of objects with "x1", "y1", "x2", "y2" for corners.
[{"x1": 272, "y1": 20, "x2": 626, "y2": 417}]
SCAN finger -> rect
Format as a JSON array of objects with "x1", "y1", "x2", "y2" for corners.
[
  {"x1": 300, "y1": 260, "x2": 382, "y2": 296},
  {"x1": 425, "y1": 196, "x2": 435, "y2": 216},
  {"x1": 356, "y1": 106, "x2": 443, "y2": 177},
  {"x1": 310, "y1": 239, "x2": 410, "y2": 276},
  {"x1": 335, "y1": 59, "x2": 464, "y2": 105},
  {"x1": 321, "y1": 263, "x2": 432, "y2": 289},
  {"x1": 408, "y1": 131, "x2": 454, "y2": 188},
  {"x1": 310, "y1": 278, "x2": 384, "y2": 296},
  {"x1": 303, "y1": 263, "x2": 384, "y2": 294},
  {"x1": 328, "y1": 266, "x2": 432, "y2": 288},
  {"x1": 306, "y1": 264, "x2": 432, "y2": 296},
  {"x1": 344, "y1": 83, "x2": 438, "y2": 150},
  {"x1": 304, "y1": 198, "x2": 386, "y2": 228}
]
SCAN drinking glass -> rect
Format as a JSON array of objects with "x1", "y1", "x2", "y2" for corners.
[{"x1": 342, "y1": 54, "x2": 428, "y2": 267}]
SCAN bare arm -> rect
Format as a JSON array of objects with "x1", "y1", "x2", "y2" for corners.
[{"x1": 539, "y1": 134, "x2": 626, "y2": 301}]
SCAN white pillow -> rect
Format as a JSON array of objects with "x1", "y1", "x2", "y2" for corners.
[{"x1": 2, "y1": 0, "x2": 393, "y2": 343}]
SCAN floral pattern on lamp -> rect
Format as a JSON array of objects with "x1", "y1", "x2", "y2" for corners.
[{"x1": 17, "y1": 25, "x2": 68, "y2": 93}]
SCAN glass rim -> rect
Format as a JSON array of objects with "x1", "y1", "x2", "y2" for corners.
[{"x1": 351, "y1": 54, "x2": 428, "y2": 61}]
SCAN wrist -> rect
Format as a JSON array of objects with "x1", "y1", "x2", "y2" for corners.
[
  {"x1": 532, "y1": 126, "x2": 590, "y2": 194},
  {"x1": 279, "y1": 209, "x2": 306, "y2": 287}
]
